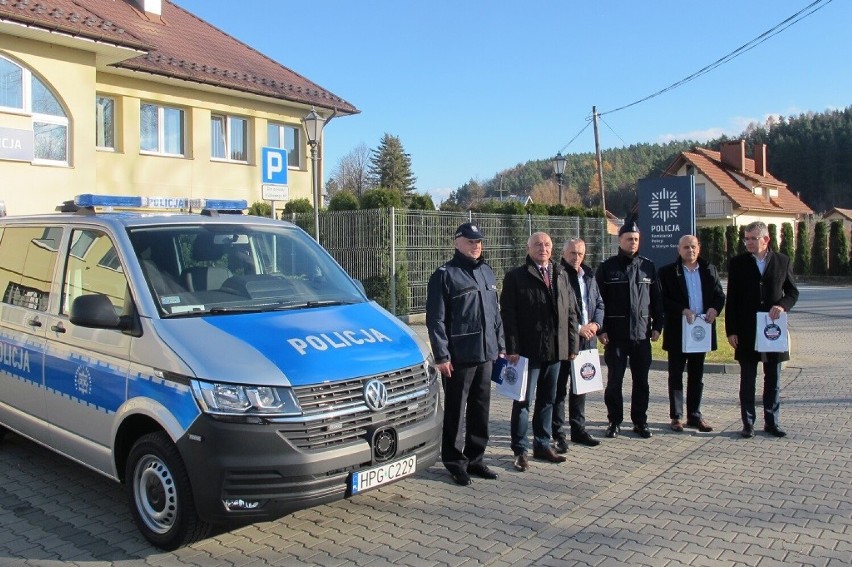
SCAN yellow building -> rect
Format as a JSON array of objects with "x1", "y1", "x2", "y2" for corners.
[{"x1": 0, "y1": 0, "x2": 358, "y2": 216}]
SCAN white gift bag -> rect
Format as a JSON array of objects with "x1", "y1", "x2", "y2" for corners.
[
  {"x1": 682, "y1": 315, "x2": 712, "y2": 353},
  {"x1": 491, "y1": 356, "x2": 529, "y2": 401},
  {"x1": 571, "y1": 348, "x2": 604, "y2": 395},
  {"x1": 755, "y1": 312, "x2": 789, "y2": 352}
]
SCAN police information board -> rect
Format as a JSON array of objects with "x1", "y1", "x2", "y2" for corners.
[{"x1": 637, "y1": 176, "x2": 695, "y2": 270}]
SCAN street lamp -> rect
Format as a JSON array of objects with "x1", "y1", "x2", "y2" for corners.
[
  {"x1": 302, "y1": 109, "x2": 326, "y2": 242},
  {"x1": 552, "y1": 152, "x2": 567, "y2": 205}
]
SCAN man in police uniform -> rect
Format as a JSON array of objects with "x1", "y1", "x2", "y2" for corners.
[
  {"x1": 595, "y1": 220, "x2": 664, "y2": 439},
  {"x1": 426, "y1": 222, "x2": 505, "y2": 486}
]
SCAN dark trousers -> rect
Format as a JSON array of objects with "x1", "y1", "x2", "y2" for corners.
[
  {"x1": 738, "y1": 358, "x2": 782, "y2": 428},
  {"x1": 441, "y1": 361, "x2": 492, "y2": 475},
  {"x1": 667, "y1": 350, "x2": 707, "y2": 421},
  {"x1": 510, "y1": 359, "x2": 561, "y2": 455},
  {"x1": 553, "y1": 362, "x2": 588, "y2": 440},
  {"x1": 604, "y1": 339, "x2": 651, "y2": 426}
]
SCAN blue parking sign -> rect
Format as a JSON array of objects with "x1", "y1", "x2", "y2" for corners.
[{"x1": 261, "y1": 147, "x2": 288, "y2": 185}]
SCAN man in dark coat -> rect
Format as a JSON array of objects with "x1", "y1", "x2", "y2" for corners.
[
  {"x1": 426, "y1": 222, "x2": 505, "y2": 486},
  {"x1": 596, "y1": 220, "x2": 664, "y2": 439},
  {"x1": 659, "y1": 234, "x2": 725, "y2": 433},
  {"x1": 553, "y1": 238, "x2": 604, "y2": 451},
  {"x1": 726, "y1": 221, "x2": 799, "y2": 438},
  {"x1": 500, "y1": 232, "x2": 578, "y2": 472}
]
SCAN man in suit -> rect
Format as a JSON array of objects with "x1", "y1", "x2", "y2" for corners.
[
  {"x1": 658, "y1": 234, "x2": 726, "y2": 433},
  {"x1": 726, "y1": 221, "x2": 799, "y2": 438},
  {"x1": 500, "y1": 232, "x2": 578, "y2": 472},
  {"x1": 553, "y1": 238, "x2": 604, "y2": 451}
]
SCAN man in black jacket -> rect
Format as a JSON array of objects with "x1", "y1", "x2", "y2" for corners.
[
  {"x1": 658, "y1": 235, "x2": 725, "y2": 433},
  {"x1": 500, "y1": 232, "x2": 578, "y2": 472},
  {"x1": 726, "y1": 221, "x2": 798, "y2": 438},
  {"x1": 553, "y1": 238, "x2": 604, "y2": 451},
  {"x1": 426, "y1": 222, "x2": 505, "y2": 486},
  {"x1": 596, "y1": 221, "x2": 664, "y2": 439}
]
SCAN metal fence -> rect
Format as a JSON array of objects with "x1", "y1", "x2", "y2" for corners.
[{"x1": 286, "y1": 208, "x2": 616, "y2": 315}]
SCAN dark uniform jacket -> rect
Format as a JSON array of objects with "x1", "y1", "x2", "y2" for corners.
[
  {"x1": 500, "y1": 256, "x2": 579, "y2": 361},
  {"x1": 426, "y1": 250, "x2": 505, "y2": 366},
  {"x1": 658, "y1": 255, "x2": 726, "y2": 353},
  {"x1": 562, "y1": 260, "x2": 604, "y2": 351},
  {"x1": 725, "y1": 250, "x2": 798, "y2": 362},
  {"x1": 595, "y1": 249, "x2": 664, "y2": 341}
]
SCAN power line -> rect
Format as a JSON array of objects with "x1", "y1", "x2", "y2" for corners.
[
  {"x1": 598, "y1": 0, "x2": 833, "y2": 117},
  {"x1": 557, "y1": 121, "x2": 592, "y2": 154}
]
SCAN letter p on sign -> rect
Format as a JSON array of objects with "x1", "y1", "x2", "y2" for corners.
[{"x1": 261, "y1": 147, "x2": 288, "y2": 185}]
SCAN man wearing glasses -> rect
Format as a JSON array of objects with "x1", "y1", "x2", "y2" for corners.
[{"x1": 726, "y1": 221, "x2": 799, "y2": 438}]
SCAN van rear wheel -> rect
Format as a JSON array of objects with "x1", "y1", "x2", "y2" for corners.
[{"x1": 125, "y1": 431, "x2": 210, "y2": 550}]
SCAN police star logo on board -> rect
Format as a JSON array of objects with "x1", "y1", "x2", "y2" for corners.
[{"x1": 649, "y1": 188, "x2": 680, "y2": 223}]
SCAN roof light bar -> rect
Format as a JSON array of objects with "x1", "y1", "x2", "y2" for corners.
[{"x1": 73, "y1": 194, "x2": 247, "y2": 211}]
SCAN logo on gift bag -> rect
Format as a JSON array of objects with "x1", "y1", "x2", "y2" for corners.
[
  {"x1": 504, "y1": 366, "x2": 518, "y2": 385},
  {"x1": 691, "y1": 326, "x2": 706, "y2": 341},
  {"x1": 580, "y1": 363, "x2": 597, "y2": 381},
  {"x1": 764, "y1": 323, "x2": 782, "y2": 341}
]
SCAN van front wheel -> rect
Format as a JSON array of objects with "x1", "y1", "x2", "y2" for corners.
[{"x1": 125, "y1": 432, "x2": 210, "y2": 550}]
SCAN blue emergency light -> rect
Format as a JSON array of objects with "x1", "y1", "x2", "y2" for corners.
[{"x1": 74, "y1": 194, "x2": 248, "y2": 211}]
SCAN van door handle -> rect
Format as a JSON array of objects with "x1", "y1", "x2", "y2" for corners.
[
  {"x1": 28, "y1": 317, "x2": 43, "y2": 328},
  {"x1": 51, "y1": 322, "x2": 66, "y2": 333}
]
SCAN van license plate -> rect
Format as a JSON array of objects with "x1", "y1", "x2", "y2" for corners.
[{"x1": 350, "y1": 455, "x2": 416, "y2": 495}]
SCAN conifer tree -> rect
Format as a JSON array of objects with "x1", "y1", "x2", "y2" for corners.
[
  {"x1": 738, "y1": 225, "x2": 747, "y2": 254},
  {"x1": 768, "y1": 223, "x2": 779, "y2": 252},
  {"x1": 368, "y1": 134, "x2": 417, "y2": 202},
  {"x1": 811, "y1": 221, "x2": 828, "y2": 275},
  {"x1": 828, "y1": 220, "x2": 850, "y2": 275},
  {"x1": 780, "y1": 223, "x2": 795, "y2": 259},
  {"x1": 794, "y1": 222, "x2": 811, "y2": 275},
  {"x1": 725, "y1": 225, "x2": 739, "y2": 263}
]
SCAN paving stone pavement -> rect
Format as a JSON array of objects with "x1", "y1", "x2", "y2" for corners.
[{"x1": 0, "y1": 287, "x2": 850, "y2": 566}]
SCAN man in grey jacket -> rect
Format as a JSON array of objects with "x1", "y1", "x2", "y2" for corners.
[{"x1": 426, "y1": 222, "x2": 505, "y2": 486}]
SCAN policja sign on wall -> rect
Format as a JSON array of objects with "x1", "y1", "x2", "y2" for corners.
[{"x1": 636, "y1": 176, "x2": 696, "y2": 270}]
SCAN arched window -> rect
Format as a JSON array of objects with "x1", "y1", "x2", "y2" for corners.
[{"x1": 0, "y1": 54, "x2": 69, "y2": 164}]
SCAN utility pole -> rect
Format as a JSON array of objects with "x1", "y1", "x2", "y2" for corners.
[{"x1": 592, "y1": 106, "x2": 606, "y2": 214}]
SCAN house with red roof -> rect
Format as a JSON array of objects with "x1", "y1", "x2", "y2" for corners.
[
  {"x1": 824, "y1": 207, "x2": 852, "y2": 232},
  {"x1": 0, "y1": 0, "x2": 357, "y2": 215},
  {"x1": 664, "y1": 140, "x2": 812, "y2": 229}
]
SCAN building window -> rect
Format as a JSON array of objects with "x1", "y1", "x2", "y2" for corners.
[
  {"x1": 0, "y1": 55, "x2": 70, "y2": 165},
  {"x1": 267, "y1": 122, "x2": 300, "y2": 167},
  {"x1": 211, "y1": 114, "x2": 248, "y2": 162},
  {"x1": 140, "y1": 102, "x2": 185, "y2": 156},
  {"x1": 96, "y1": 96, "x2": 115, "y2": 150}
]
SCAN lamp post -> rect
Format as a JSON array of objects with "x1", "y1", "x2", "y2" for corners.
[
  {"x1": 302, "y1": 109, "x2": 326, "y2": 242},
  {"x1": 552, "y1": 151, "x2": 567, "y2": 206}
]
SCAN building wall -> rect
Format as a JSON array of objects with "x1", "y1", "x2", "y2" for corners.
[{"x1": 2, "y1": 36, "x2": 314, "y2": 216}]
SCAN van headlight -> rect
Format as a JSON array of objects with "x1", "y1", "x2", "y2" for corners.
[
  {"x1": 425, "y1": 355, "x2": 440, "y2": 386},
  {"x1": 191, "y1": 380, "x2": 302, "y2": 418}
]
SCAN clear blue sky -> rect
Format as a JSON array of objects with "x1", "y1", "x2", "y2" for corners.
[{"x1": 176, "y1": 0, "x2": 849, "y2": 203}]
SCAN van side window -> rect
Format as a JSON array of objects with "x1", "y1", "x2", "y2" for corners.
[
  {"x1": 0, "y1": 225, "x2": 60, "y2": 311},
  {"x1": 61, "y1": 229, "x2": 130, "y2": 316}
]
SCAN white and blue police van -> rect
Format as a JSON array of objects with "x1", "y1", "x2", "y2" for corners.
[{"x1": 0, "y1": 195, "x2": 442, "y2": 549}]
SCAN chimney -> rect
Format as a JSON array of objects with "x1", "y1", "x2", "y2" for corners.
[
  {"x1": 754, "y1": 143, "x2": 767, "y2": 177},
  {"x1": 134, "y1": 0, "x2": 162, "y2": 15},
  {"x1": 720, "y1": 140, "x2": 746, "y2": 172}
]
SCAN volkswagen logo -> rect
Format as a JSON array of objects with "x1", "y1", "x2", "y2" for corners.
[{"x1": 363, "y1": 379, "x2": 388, "y2": 411}]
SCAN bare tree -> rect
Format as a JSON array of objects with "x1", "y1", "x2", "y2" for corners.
[{"x1": 328, "y1": 143, "x2": 372, "y2": 197}]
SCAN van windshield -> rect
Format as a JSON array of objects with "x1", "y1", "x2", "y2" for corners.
[{"x1": 127, "y1": 223, "x2": 365, "y2": 317}]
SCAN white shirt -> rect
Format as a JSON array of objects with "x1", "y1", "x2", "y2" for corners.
[{"x1": 682, "y1": 263, "x2": 704, "y2": 314}]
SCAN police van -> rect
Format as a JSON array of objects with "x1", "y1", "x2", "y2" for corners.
[{"x1": 0, "y1": 195, "x2": 442, "y2": 549}]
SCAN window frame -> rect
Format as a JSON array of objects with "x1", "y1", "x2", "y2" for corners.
[
  {"x1": 211, "y1": 113, "x2": 249, "y2": 163},
  {"x1": 96, "y1": 95, "x2": 116, "y2": 151},
  {"x1": 140, "y1": 102, "x2": 186, "y2": 157},
  {"x1": 267, "y1": 122, "x2": 301, "y2": 168}
]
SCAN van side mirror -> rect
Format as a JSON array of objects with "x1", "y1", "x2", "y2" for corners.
[{"x1": 70, "y1": 294, "x2": 129, "y2": 330}]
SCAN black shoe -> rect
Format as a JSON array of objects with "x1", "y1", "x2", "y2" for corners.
[
  {"x1": 532, "y1": 447, "x2": 567, "y2": 463},
  {"x1": 605, "y1": 423, "x2": 620, "y2": 438},
  {"x1": 468, "y1": 464, "x2": 498, "y2": 480},
  {"x1": 764, "y1": 425, "x2": 787, "y2": 438},
  {"x1": 633, "y1": 424, "x2": 652, "y2": 439},
  {"x1": 513, "y1": 454, "x2": 529, "y2": 472},
  {"x1": 741, "y1": 424, "x2": 755, "y2": 438},
  {"x1": 554, "y1": 438, "x2": 569, "y2": 454},
  {"x1": 450, "y1": 471, "x2": 472, "y2": 486},
  {"x1": 571, "y1": 431, "x2": 600, "y2": 447}
]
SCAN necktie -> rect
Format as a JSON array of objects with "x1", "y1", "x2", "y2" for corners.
[{"x1": 540, "y1": 266, "x2": 550, "y2": 288}]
